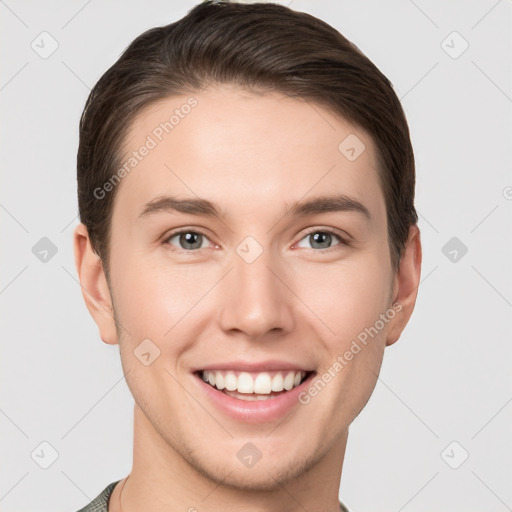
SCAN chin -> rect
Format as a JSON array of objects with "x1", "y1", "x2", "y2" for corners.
[
  {"x1": 198, "y1": 458, "x2": 312, "y2": 493},
  {"x1": 182, "y1": 439, "x2": 324, "y2": 493}
]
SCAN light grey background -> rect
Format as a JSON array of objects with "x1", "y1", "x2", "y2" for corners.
[{"x1": 1, "y1": 1, "x2": 511, "y2": 511}]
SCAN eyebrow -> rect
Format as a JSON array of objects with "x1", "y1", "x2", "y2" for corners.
[{"x1": 137, "y1": 194, "x2": 371, "y2": 222}]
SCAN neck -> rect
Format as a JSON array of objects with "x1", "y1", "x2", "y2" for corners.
[{"x1": 114, "y1": 404, "x2": 347, "y2": 512}]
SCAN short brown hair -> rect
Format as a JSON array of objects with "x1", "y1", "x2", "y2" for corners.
[{"x1": 77, "y1": 0, "x2": 418, "y2": 277}]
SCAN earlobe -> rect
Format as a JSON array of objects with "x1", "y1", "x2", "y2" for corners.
[
  {"x1": 73, "y1": 223, "x2": 118, "y2": 345},
  {"x1": 386, "y1": 225, "x2": 422, "y2": 346}
]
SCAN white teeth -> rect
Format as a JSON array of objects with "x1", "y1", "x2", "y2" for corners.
[
  {"x1": 254, "y1": 373, "x2": 272, "y2": 394},
  {"x1": 200, "y1": 369, "x2": 308, "y2": 395},
  {"x1": 283, "y1": 371, "x2": 295, "y2": 390},
  {"x1": 271, "y1": 373, "x2": 284, "y2": 392},
  {"x1": 215, "y1": 371, "x2": 225, "y2": 390},
  {"x1": 224, "y1": 389, "x2": 276, "y2": 401},
  {"x1": 238, "y1": 372, "x2": 254, "y2": 393},
  {"x1": 225, "y1": 371, "x2": 237, "y2": 391}
]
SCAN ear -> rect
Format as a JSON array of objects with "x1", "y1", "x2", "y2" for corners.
[
  {"x1": 73, "y1": 223, "x2": 118, "y2": 345},
  {"x1": 386, "y1": 224, "x2": 422, "y2": 347}
]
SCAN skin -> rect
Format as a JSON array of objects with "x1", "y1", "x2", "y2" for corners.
[{"x1": 74, "y1": 84, "x2": 421, "y2": 512}]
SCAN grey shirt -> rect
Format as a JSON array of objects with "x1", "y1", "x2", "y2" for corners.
[{"x1": 76, "y1": 480, "x2": 351, "y2": 512}]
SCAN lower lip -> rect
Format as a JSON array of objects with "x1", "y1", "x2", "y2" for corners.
[{"x1": 194, "y1": 372, "x2": 315, "y2": 424}]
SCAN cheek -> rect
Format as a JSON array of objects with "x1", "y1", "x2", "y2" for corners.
[
  {"x1": 111, "y1": 255, "x2": 218, "y2": 350},
  {"x1": 297, "y1": 258, "x2": 391, "y2": 422},
  {"x1": 113, "y1": 259, "x2": 196, "y2": 410},
  {"x1": 292, "y1": 253, "x2": 393, "y2": 345}
]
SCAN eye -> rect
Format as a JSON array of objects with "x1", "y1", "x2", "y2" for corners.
[
  {"x1": 164, "y1": 228, "x2": 348, "y2": 252},
  {"x1": 165, "y1": 230, "x2": 212, "y2": 251},
  {"x1": 295, "y1": 229, "x2": 345, "y2": 251}
]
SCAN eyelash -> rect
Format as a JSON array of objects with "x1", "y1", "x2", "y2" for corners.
[{"x1": 163, "y1": 227, "x2": 349, "y2": 253}]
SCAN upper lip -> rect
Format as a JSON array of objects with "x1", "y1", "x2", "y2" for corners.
[{"x1": 193, "y1": 360, "x2": 315, "y2": 373}]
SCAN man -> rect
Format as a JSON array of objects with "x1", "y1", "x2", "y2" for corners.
[{"x1": 73, "y1": 1, "x2": 421, "y2": 510}]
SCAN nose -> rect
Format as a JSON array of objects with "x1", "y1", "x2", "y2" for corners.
[{"x1": 217, "y1": 246, "x2": 295, "y2": 340}]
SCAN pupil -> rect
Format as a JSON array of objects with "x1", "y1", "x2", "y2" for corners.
[
  {"x1": 311, "y1": 232, "x2": 331, "y2": 249},
  {"x1": 181, "y1": 232, "x2": 202, "y2": 250}
]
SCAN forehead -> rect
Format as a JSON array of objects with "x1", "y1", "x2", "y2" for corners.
[{"x1": 112, "y1": 84, "x2": 384, "y2": 226}]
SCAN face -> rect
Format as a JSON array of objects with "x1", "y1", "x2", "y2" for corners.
[{"x1": 77, "y1": 84, "x2": 418, "y2": 491}]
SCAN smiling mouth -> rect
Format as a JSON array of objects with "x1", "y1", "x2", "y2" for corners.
[{"x1": 195, "y1": 369, "x2": 314, "y2": 401}]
